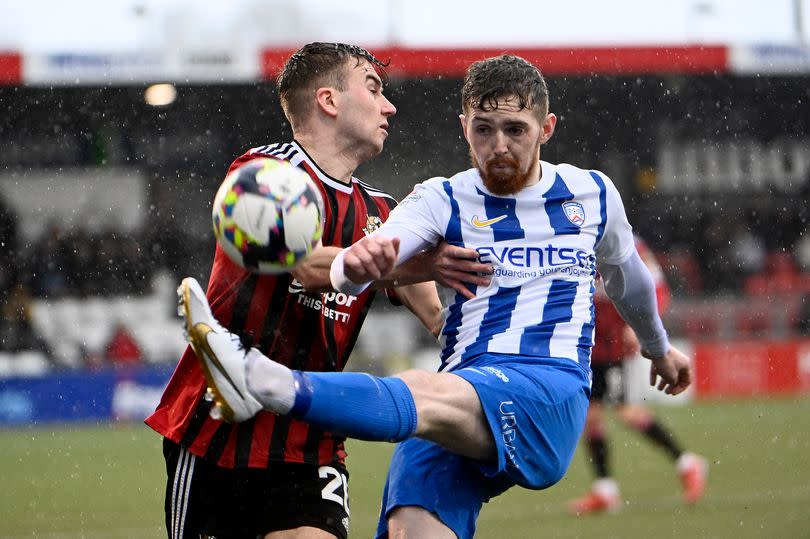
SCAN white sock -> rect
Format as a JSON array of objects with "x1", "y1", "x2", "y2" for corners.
[
  {"x1": 245, "y1": 349, "x2": 295, "y2": 414},
  {"x1": 593, "y1": 478, "x2": 620, "y2": 498},
  {"x1": 676, "y1": 452, "x2": 705, "y2": 473}
]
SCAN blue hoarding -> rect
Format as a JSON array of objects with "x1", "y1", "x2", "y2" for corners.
[{"x1": 0, "y1": 366, "x2": 174, "y2": 424}]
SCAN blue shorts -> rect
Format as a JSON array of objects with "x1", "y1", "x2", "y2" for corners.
[{"x1": 376, "y1": 354, "x2": 590, "y2": 539}]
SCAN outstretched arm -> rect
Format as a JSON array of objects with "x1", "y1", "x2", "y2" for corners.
[
  {"x1": 330, "y1": 222, "x2": 492, "y2": 296},
  {"x1": 600, "y1": 249, "x2": 691, "y2": 395},
  {"x1": 294, "y1": 241, "x2": 491, "y2": 297}
]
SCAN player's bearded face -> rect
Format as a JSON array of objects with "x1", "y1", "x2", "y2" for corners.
[
  {"x1": 464, "y1": 98, "x2": 548, "y2": 196},
  {"x1": 471, "y1": 147, "x2": 537, "y2": 196}
]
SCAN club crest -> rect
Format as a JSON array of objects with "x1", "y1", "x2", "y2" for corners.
[
  {"x1": 362, "y1": 216, "x2": 383, "y2": 235},
  {"x1": 562, "y1": 201, "x2": 585, "y2": 227}
]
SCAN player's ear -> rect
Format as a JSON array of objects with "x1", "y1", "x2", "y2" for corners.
[
  {"x1": 459, "y1": 114, "x2": 470, "y2": 143},
  {"x1": 315, "y1": 87, "x2": 338, "y2": 118},
  {"x1": 540, "y1": 112, "x2": 557, "y2": 145}
]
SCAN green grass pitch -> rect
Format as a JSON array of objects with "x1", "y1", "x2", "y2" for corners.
[{"x1": 2, "y1": 396, "x2": 808, "y2": 538}]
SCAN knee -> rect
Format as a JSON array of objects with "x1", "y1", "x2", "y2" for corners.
[
  {"x1": 392, "y1": 369, "x2": 456, "y2": 423},
  {"x1": 392, "y1": 370, "x2": 449, "y2": 429},
  {"x1": 617, "y1": 405, "x2": 652, "y2": 430},
  {"x1": 394, "y1": 369, "x2": 435, "y2": 390},
  {"x1": 388, "y1": 506, "x2": 456, "y2": 539},
  {"x1": 584, "y1": 406, "x2": 606, "y2": 438}
]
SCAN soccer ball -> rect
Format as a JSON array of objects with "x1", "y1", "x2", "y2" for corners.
[{"x1": 212, "y1": 158, "x2": 324, "y2": 274}]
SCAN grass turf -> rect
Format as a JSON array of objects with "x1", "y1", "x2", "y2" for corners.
[{"x1": 1, "y1": 396, "x2": 808, "y2": 538}]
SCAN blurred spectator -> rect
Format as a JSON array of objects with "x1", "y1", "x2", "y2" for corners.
[
  {"x1": 29, "y1": 222, "x2": 70, "y2": 298},
  {"x1": 726, "y1": 222, "x2": 766, "y2": 289},
  {"x1": 119, "y1": 233, "x2": 152, "y2": 295},
  {"x1": 0, "y1": 194, "x2": 19, "y2": 300},
  {"x1": 744, "y1": 251, "x2": 801, "y2": 297},
  {"x1": 798, "y1": 295, "x2": 810, "y2": 335},
  {"x1": 65, "y1": 228, "x2": 101, "y2": 297},
  {"x1": 0, "y1": 282, "x2": 53, "y2": 359},
  {"x1": 750, "y1": 199, "x2": 802, "y2": 253},
  {"x1": 796, "y1": 231, "x2": 810, "y2": 274},
  {"x1": 142, "y1": 207, "x2": 203, "y2": 284},
  {"x1": 698, "y1": 215, "x2": 735, "y2": 293},
  {"x1": 658, "y1": 245, "x2": 703, "y2": 295},
  {"x1": 95, "y1": 229, "x2": 123, "y2": 294},
  {"x1": 104, "y1": 323, "x2": 143, "y2": 366},
  {"x1": 0, "y1": 193, "x2": 17, "y2": 260}
]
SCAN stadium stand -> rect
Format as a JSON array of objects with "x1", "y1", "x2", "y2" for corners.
[{"x1": 1, "y1": 74, "x2": 808, "y2": 368}]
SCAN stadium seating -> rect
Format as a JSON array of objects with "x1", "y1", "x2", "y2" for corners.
[
  {"x1": 28, "y1": 271, "x2": 186, "y2": 368},
  {"x1": 744, "y1": 251, "x2": 805, "y2": 297}
]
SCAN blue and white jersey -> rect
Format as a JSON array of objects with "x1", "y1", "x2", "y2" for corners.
[{"x1": 379, "y1": 161, "x2": 636, "y2": 372}]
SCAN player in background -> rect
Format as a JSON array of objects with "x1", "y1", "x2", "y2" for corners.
[
  {"x1": 145, "y1": 42, "x2": 489, "y2": 539},
  {"x1": 567, "y1": 235, "x2": 707, "y2": 513},
  {"x1": 178, "y1": 54, "x2": 693, "y2": 539}
]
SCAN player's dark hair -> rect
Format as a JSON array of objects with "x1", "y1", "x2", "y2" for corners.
[
  {"x1": 462, "y1": 55, "x2": 549, "y2": 117},
  {"x1": 278, "y1": 42, "x2": 389, "y2": 129}
]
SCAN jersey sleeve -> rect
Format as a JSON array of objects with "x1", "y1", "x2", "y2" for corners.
[
  {"x1": 370, "y1": 179, "x2": 451, "y2": 264},
  {"x1": 329, "y1": 179, "x2": 451, "y2": 295},
  {"x1": 593, "y1": 171, "x2": 636, "y2": 266},
  {"x1": 600, "y1": 250, "x2": 669, "y2": 358},
  {"x1": 225, "y1": 151, "x2": 279, "y2": 176}
]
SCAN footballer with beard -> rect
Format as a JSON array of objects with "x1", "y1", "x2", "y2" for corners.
[{"x1": 181, "y1": 54, "x2": 694, "y2": 539}]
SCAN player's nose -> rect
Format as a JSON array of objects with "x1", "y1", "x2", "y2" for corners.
[
  {"x1": 381, "y1": 95, "x2": 396, "y2": 117},
  {"x1": 493, "y1": 131, "x2": 509, "y2": 154}
]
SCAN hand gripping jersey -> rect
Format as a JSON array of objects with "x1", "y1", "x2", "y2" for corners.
[
  {"x1": 146, "y1": 141, "x2": 398, "y2": 469},
  {"x1": 377, "y1": 161, "x2": 636, "y2": 372}
]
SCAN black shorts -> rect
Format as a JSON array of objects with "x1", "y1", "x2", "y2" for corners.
[
  {"x1": 163, "y1": 439, "x2": 350, "y2": 539},
  {"x1": 589, "y1": 363, "x2": 627, "y2": 405}
]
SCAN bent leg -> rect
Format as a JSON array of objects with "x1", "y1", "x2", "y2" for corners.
[
  {"x1": 584, "y1": 401, "x2": 607, "y2": 438},
  {"x1": 567, "y1": 401, "x2": 621, "y2": 514},
  {"x1": 396, "y1": 369, "x2": 495, "y2": 461},
  {"x1": 616, "y1": 403, "x2": 683, "y2": 459},
  {"x1": 615, "y1": 404, "x2": 707, "y2": 503},
  {"x1": 583, "y1": 401, "x2": 611, "y2": 479},
  {"x1": 282, "y1": 368, "x2": 495, "y2": 460},
  {"x1": 615, "y1": 402, "x2": 654, "y2": 430},
  {"x1": 249, "y1": 352, "x2": 579, "y2": 478}
]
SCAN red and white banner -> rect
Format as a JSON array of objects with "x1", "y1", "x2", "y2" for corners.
[
  {"x1": 261, "y1": 45, "x2": 729, "y2": 79},
  {"x1": 5, "y1": 44, "x2": 810, "y2": 85}
]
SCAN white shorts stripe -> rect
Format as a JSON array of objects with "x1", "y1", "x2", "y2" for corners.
[
  {"x1": 171, "y1": 447, "x2": 196, "y2": 539},
  {"x1": 170, "y1": 449, "x2": 184, "y2": 538}
]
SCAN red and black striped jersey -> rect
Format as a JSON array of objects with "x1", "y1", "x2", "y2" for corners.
[{"x1": 146, "y1": 140, "x2": 398, "y2": 468}]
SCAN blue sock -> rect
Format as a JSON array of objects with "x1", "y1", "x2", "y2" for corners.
[{"x1": 289, "y1": 371, "x2": 417, "y2": 442}]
